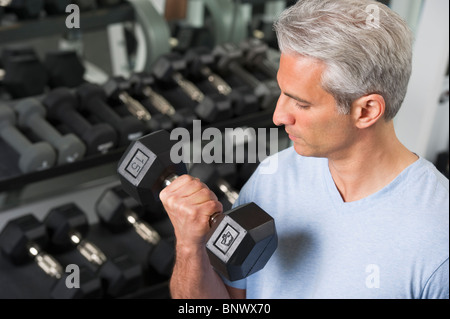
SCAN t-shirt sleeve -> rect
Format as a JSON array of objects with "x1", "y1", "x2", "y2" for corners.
[{"x1": 420, "y1": 258, "x2": 449, "y2": 299}]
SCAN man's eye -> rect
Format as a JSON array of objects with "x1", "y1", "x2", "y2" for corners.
[{"x1": 296, "y1": 103, "x2": 310, "y2": 109}]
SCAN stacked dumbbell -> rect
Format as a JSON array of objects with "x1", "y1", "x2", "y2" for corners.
[
  {"x1": 96, "y1": 186, "x2": 176, "y2": 278},
  {"x1": 0, "y1": 199, "x2": 174, "y2": 298},
  {"x1": 0, "y1": 214, "x2": 104, "y2": 299},
  {"x1": 44, "y1": 203, "x2": 144, "y2": 297},
  {"x1": 0, "y1": 46, "x2": 85, "y2": 99}
]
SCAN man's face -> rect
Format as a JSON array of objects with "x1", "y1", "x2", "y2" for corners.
[{"x1": 273, "y1": 53, "x2": 356, "y2": 159}]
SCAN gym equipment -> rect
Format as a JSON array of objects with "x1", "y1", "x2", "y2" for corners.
[
  {"x1": 130, "y1": 73, "x2": 177, "y2": 117},
  {"x1": 0, "y1": 214, "x2": 103, "y2": 299},
  {"x1": 43, "y1": 0, "x2": 71, "y2": 15},
  {"x1": 45, "y1": 50, "x2": 85, "y2": 88},
  {"x1": 104, "y1": 76, "x2": 152, "y2": 122},
  {"x1": 1, "y1": 53, "x2": 48, "y2": 99},
  {"x1": 77, "y1": 83, "x2": 146, "y2": 147},
  {"x1": 103, "y1": 76, "x2": 173, "y2": 132},
  {"x1": 0, "y1": 104, "x2": 56, "y2": 173},
  {"x1": 45, "y1": 203, "x2": 144, "y2": 297},
  {"x1": 14, "y1": 98, "x2": 86, "y2": 165},
  {"x1": 152, "y1": 52, "x2": 233, "y2": 123},
  {"x1": 96, "y1": 186, "x2": 175, "y2": 277},
  {"x1": 43, "y1": 88, "x2": 117, "y2": 155},
  {"x1": 214, "y1": 42, "x2": 280, "y2": 110},
  {"x1": 185, "y1": 46, "x2": 232, "y2": 97},
  {"x1": 130, "y1": 72, "x2": 197, "y2": 128},
  {"x1": 2, "y1": 0, "x2": 43, "y2": 19},
  {"x1": 185, "y1": 46, "x2": 259, "y2": 116},
  {"x1": 117, "y1": 130, "x2": 277, "y2": 281},
  {"x1": 189, "y1": 163, "x2": 239, "y2": 205},
  {"x1": 240, "y1": 38, "x2": 278, "y2": 79}
]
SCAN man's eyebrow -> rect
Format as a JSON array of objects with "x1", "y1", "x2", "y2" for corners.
[{"x1": 283, "y1": 92, "x2": 313, "y2": 105}]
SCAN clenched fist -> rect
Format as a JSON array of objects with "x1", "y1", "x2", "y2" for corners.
[{"x1": 159, "y1": 175, "x2": 223, "y2": 248}]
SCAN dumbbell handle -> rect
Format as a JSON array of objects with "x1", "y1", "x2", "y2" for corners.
[
  {"x1": 0, "y1": 125, "x2": 34, "y2": 153},
  {"x1": 172, "y1": 72, "x2": 204, "y2": 103},
  {"x1": 56, "y1": 108, "x2": 92, "y2": 135},
  {"x1": 69, "y1": 231, "x2": 107, "y2": 267},
  {"x1": 142, "y1": 86, "x2": 176, "y2": 117},
  {"x1": 163, "y1": 174, "x2": 222, "y2": 227},
  {"x1": 26, "y1": 113, "x2": 64, "y2": 147},
  {"x1": 200, "y1": 66, "x2": 232, "y2": 96},
  {"x1": 217, "y1": 179, "x2": 239, "y2": 204},
  {"x1": 28, "y1": 243, "x2": 63, "y2": 279},
  {"x1": 117, "y1": 92, "x2": 152, "y2": 122},
  {"x1": 125, "y1": 211, "x2": 161, "y2": 246}
]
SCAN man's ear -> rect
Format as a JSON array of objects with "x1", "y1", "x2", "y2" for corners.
[{"x1": 351, "y1": 94, "x2": 386, "y2": 129}]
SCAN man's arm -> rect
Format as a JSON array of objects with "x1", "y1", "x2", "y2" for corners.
[
  {"x1": 160, "y1": 175, "x2": 246, "y2": 299},
  {"x1": 170, "y1": 244, "x2": 246, "y2": 299}
]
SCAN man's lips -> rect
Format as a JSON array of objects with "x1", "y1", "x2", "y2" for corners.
[{"x1": 286, "y1": 131, "x2": 298, "y2": 140}]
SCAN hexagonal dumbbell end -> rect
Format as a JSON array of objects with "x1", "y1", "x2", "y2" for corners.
[
  {"x1": 117, "y1": 130, "x2": 188, "y2": 206},
  {"x1": 206, "y1": 202, "x2": 278, "y2": 282},
  {"x1": 0, "y1": 214, "x2": 49, "y2": 265},
  {"x1": 44, "y1": 203, "x2": 90, "y2": 252}
]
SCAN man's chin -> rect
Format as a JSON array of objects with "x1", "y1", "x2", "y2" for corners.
[{"x1": 292, "y1": 143, "x2": 323, "y2": 159}]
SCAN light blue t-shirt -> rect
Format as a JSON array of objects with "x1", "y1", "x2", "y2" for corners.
[{"x1": 224, "y1": 147, "x2": 449, "y2": 299}]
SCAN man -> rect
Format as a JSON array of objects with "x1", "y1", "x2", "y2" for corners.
[{"x1": 160, "y1": 0, "x2": 449, "y2": 299}]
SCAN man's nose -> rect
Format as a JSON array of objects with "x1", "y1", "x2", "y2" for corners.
[{"x1": 273, "y1": 95, "x2": 294, "y2": 127}]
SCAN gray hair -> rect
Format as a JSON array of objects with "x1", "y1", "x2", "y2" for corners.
[{"x1": 274, "y1": 0, "x2": 413, "y2": 120}]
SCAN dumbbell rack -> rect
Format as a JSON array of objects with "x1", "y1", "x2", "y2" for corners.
[
  {"x1": 0, "y1": 3, "x2": 135, "y2": 43},
  {"x1": 0, "y1": 1, "x2": 284, "y2": 299},
  {"x1": 0, "y1": 107, "x2": 276, "y2": 193}
]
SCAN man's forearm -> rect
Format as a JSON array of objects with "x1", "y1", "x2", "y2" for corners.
[{"x1": 170, "y1": 245, "x2": 231, "y2": 299}]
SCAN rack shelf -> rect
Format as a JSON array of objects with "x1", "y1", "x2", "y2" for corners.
[
  {"x1": 0, "y1": 3, "x2": 135, "y2": 43},
  {"x1": 0, "y1": 108, "x2": 277, "y2": 193}
]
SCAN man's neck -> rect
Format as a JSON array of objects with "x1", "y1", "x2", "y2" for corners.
[{"x1": 328, "y1": 123, "x2": 419, "y2": 203}]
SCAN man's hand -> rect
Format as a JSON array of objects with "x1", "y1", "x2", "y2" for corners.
[{"x1": 159, "y1": 175, "x2": 223, "y2": 248}]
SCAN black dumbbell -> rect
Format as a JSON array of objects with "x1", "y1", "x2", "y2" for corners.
[
  {"x1": 43, "y1": 87, "x2": 117, "y2": 155},
  {"x1": 189, "y1": 163, "x2": 239, "y2": 205},
  {"x1": 77, "y1": 83, "x2": 146, "y2": 147},
  {"x1": 130, "y1": 72, "x2": 197, "y2": 128},
  {"x1": 185, "y1": 47, "x2": 259, "y2": 116},
  {"x1": 14, "y1": 98, "x2": 86, "y2": 165},
  {"x1": 45, "y1": 50, "x2": 85, "y2": 88},
  {"x1": 3, "y1": 0, "x2": 43, "y2": 19},
  {"x1": 44, "y1": 203, "x2": 144, "y2": 297},
  {"x1": 44, "y1": 0, "x2": 71, "y2": 15},
  {"x1": 0, "y1": 104, "x2": 56, "y2": 173},
  {"x1": 153, "y1": 52, "x2": 233, "y2": 123},
  {"x1": 117, "y1": 130, "x2": 278, "y2": 281},
  {"x1": 0, "y1": 51, "x2": 48, "y2": 99},
  {"x1": 240, "y1": 38, "x2": 278, "y2": 79},
  {"x1": 213, "y1": 42, "x2": 280, "y2": 110},
  {"x1": 0, "y1": 214, "x2": 103, "y2": 299},
  {"x1": 103, "y1": 76, "x2": 173, "y2": 132},
  {"x1": 185, "y1": 47, "x2": 233, "y2": 96},
  {"x1": 96, "y1": 186, "x2": 175, "y2": 277}
]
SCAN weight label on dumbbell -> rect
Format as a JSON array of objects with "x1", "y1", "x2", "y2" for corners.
[
  {"x1": 214, "y1": 224, "x2": 239, "y2": 255},
  {"x1": 126, "y1": 150, "x2": 150, "y2": 178}
]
